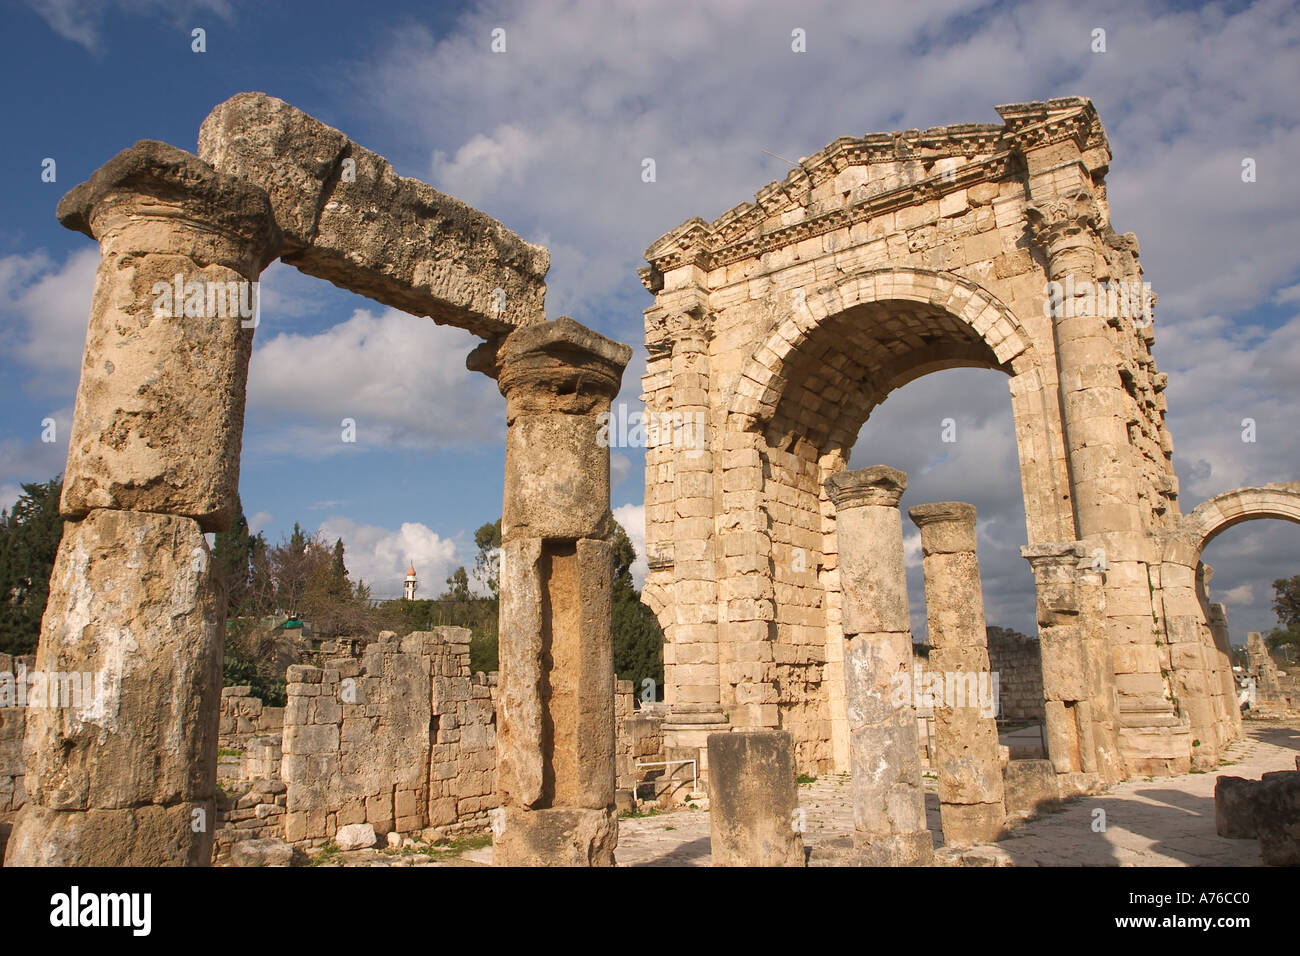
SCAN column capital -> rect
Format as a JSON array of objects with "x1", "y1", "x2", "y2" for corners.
[
  {"x1": 470, "y1": 315, "x2": 632, "y2": 413},
  {"x1": 58, "y1": 139, "x2": 282, "y2": 272},
  {"x1": 824, "y1": 465, "x2": 907, "y2": 510},
  {"x1": 1026, "y1": 188, "x2": 1100, "y2": 256},
  {"x1": 909, "y1": 501, "x2": 977, "y2": 554},
  {"x1": 1021, "y1": 541, "x2": 1086, "y2": 572}
]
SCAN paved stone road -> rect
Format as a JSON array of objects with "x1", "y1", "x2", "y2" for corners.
[
  {"x1": 324, "y1": 721, "x2": 1297, "y2": 866},
  {"x1": 611, "y1": 721, "x2": 1300, "y2": 867}
]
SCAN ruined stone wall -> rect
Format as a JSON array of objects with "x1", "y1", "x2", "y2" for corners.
[
  {"x1": 987, "y1": 629, "x2": 1046, "y2": 721},
  {"x1": 614, "y1": 680, "x2": 666, "y2": 797},
  {"x1": 279, "y1": 627, "x2": 497, "y2": 847},
  {"x1": 1245, "y1": 632, "x2": 1300, "y2": 716},
  {"x1": 218, "y1": 685, "x2": 284, "y2": 752}
]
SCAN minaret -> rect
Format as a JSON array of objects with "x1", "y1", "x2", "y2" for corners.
[{"x1": 403, "y1": 563, "x2": 417, "y2": 601}]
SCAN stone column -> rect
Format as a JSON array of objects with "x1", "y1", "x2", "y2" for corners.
[
  {"x1": 1027, "y1": 176, "x2": 1187, "y2": 776},
  {"x1": 4, "y1": 142, "x2": 282, "y2": 866},
  {"x1": 1206, "y1": 600, "x2": 1242, "y2": 737},
  {"x1": 471, "y1": 316, "x2": 631, "y2": 866},
  {"x1": 909, "y1": 502, "x2": 1005, "y2": 847},
  {"x1": 1022, "y1": 543, "x2": 1122, "y2": 792},
  {"x1": 660, "y1": 309, "x2": 729, "y2": 766},
  {"x1": 1158, "y1": 559, "x2": 1222, "y2": 769},
  {"x1": 1199, "y1": 565, "x2": 1242, "y2": 742},
  {"x1": 825, "y1": 466, "x2": 932, "y2": 865}
]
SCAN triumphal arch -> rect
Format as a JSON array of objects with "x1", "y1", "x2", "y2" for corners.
[{"x1": 639, "y1": 98, "x2": 1251, "y2": 793}]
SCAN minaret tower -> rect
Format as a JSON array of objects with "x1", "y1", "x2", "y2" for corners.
[{"x1": 403, "y1": 563, "x2": 417, "y2": 601}]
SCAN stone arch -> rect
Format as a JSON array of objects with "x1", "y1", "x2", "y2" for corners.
[
  {"x1": 727, "y1": 267, "x2": 1036, "y2": 440},
  {"x1": 711, "y1": 265, "x2": 1072, "y2": 772},
  {"x1": 724, "y1": 265, "x2": 1071, "y2": 546},
  {"x1": 1178, "y1": 483, "x2": 1300, "y2": 560}
]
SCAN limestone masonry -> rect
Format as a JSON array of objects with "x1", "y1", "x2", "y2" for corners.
[{"x1": 4, "y1": 93, "x2": 1298, "y2": 868}]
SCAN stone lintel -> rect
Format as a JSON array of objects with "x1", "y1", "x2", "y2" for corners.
[{"x1": 199, "y1": 92, "x2": 549, "y2": 338}]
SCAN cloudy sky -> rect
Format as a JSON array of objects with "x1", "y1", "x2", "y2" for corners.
[{"x1": 2, "y1": 0, "x2": 1297, "y2": 641}]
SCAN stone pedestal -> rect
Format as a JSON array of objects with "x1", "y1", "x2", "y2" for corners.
[
  {"x1": 471, "y1": 317, "x2": 631, "y2": 867},
  {"x1": 4, "y1": 142, "x2": 281, "y2": 867},
  {"x1": 706, "y1": 730, "x2": 804, "y2": 867},
  {"x1": 909, "y1": 502, "x2": 1005, "y2": 848},
  {"x1": 825, "y1": 466, "x2": 932, "y2": 865},
  {"x1": 1023, "y1": 543, "x2": 1122, "y2": 789}
]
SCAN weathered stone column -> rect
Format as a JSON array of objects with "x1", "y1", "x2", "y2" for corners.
[
  {"x1": 1205, "y1": 599, "x2": 1243, "y2": 738},
  {"x1": 909, "y1": 502, "x2": 1005, "y2": 847},
  {"x1": 5, "y1": 142, "x2": 282, "y2": 866},
  {"x1": 1026, "y1": 154, "x2": 1188, "y2": 776},
  {"x1": 825, "y1": 466, "x2": 932, "y2": 865},
  {"x1": 659, "y1": 308, "x2": 729, "y2": 779},
  {"x1": 471, "y1": 316, "x2": 632, "y2": 866},
  {"x1": 1158, "y1": 559, "x2": 1223, "y2": 769},
  {"x1": 1199, "y1": 565, "x2": 1242, "y2": 742}
]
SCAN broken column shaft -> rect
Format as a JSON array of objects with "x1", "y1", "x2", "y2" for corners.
[
  {"x1": 472, "y1": 316, "x2": 632, "y2": 866},
  {"x1": 909, "y1": 501, "x2": 1006, "y2": 848},
  {"x1": 4, "y1": 141, "x2": 282, "y2": 865},
  {"x1": 825, "y1": 466, "x2": 932, "y2": 865}
]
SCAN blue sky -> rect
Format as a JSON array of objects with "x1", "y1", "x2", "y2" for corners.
[{"x1": 2, "y1": 0, "x2": 1298, "y2": 640}]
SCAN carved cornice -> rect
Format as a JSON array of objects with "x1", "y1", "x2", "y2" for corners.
[{"x1": 642, "y1": 100, "x2": 1107, "y2": 286}]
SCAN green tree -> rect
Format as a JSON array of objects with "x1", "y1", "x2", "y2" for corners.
[
  {"x1": 473, "y1": 519, "x2": 502, "y2": 598},
  {"x1": 610, "y1": 520, "x2": 664, "y2": 703},
  {"x1": 1267, "y1": 574, "x2": 1300, "y2": 659},
  {"x1": 212, "y1": 495, "x2": 254, "y2": 613},
  {"x1": 0, "y1": 477, "x2": 64, "y2": 655},
  {"x1": 443, "y1": 566, "x2": 472, "y2": 603}
]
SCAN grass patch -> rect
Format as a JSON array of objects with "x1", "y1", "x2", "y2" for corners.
[
  {"x1": 217, "y1": 748, "x2": 244, "y2": 759},
  {"x1": 306, "y1": 841, "x2": 341, "y2": 867},
  {"x1": 797, "y1": 773, "x2": 818, "y2": 786},
  {"x1": 620, "y1": 806, "x2": 666, "y2": 819}
]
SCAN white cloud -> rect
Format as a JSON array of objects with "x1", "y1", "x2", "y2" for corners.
[
  {"x1": 247, "y1": 511, "x2": 272, "y2": 534},
  {"x1": 1220, "y1": 583, "x2": 1255, "y2": 605},
  {"x1": 244, "y1": 306, "x2": 504, "y2": 458},
  {"x1": 0, "y1": 484, "x2": 22, "y2": 512},
  {"x1": 0, "y1": 247, "x2": 99, "y2": 394},
  {"x1": 316, "y1": 516, "x2": 459, "y2": 601},
  {"x1": 24, "y1": 0, "x2": 233, "y2": 54},
  {"x1": 613, "y1": 501, "x2": 647, "y2": 590}
]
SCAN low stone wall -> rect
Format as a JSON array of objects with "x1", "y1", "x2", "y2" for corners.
[
  {"x1": 987, "y1": 628, "x2": 1045, "y2": 722},
  {"x1": 218, "y1": 685, "x2": 284, "y2": 752},
  {"x1": 0, "y1": 654, "x2": 33, "y2": 859},
  {"x1": 210, "y1": 633, "x2": 665, "y2": 859},
  {"x1": 615, "y1": 681, "x2": 666, "y2": 800},
  {"x1": 281, "y1": 628, "x2": 498, "y2": 847}
]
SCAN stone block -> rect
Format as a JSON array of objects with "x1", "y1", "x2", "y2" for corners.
[
  {"x1": 1002, "y1": 760, "x2": 1060, "y2": 816},
  {"x1": 706, "y1": 730, "x2": 804, "y2": 867},
  {"x1": 1254, "y1": 772, "x2": 1300, "y2": 866}
]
